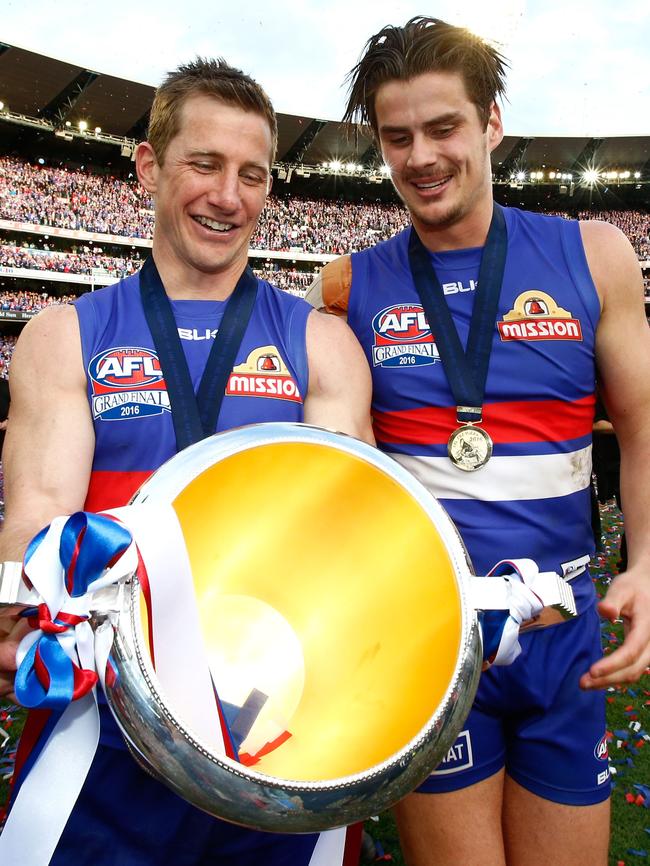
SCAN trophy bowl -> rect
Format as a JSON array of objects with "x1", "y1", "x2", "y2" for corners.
[{"x1": 103, "y1": 422, "x2": 482, "y2": 832}]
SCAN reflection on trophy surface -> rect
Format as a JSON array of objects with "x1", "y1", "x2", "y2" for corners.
[{"x1": 109, "y1": 422, "x2": 483, "y2": 831}]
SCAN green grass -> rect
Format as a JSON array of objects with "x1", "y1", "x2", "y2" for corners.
[{"x1": 2, "y1": 502, "x2": 648, "y2": 865}]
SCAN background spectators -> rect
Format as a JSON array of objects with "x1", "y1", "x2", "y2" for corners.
[
  {"x1": 0, "y1": 243, "x2": 143, "y2": 278},
  {"x1": 0, "y1": 334, "x2": 18, "y2": 379},
  {"x1": 2, "y1": 157, "x2": 648, "y2": 259}
]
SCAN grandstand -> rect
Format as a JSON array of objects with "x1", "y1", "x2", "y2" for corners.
[{"x1": 0, "y1": 41, "x2": 648, "y2": 372}]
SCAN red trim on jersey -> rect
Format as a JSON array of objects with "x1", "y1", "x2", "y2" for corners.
[
  {"x1": 84, "y1": 470, "x2": 153, "y2": 512},
  {"x1": 373, "y1": 394, "x2": 595, "y2": 446},
  {"x1": 342, "y1": 822, "x2": 364, "y2": 866}
]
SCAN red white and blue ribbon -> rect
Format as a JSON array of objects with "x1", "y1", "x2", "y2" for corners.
[
  {"x1": 0, "y1": 504, "x2": 233, "y2": 866},
  {"x1": 473, "y1": 558, "x2": 546, "y2": 666}
]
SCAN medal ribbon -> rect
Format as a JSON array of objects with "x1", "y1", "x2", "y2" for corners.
[
  {"x1": 139, "y1": 256, "x2": 258, "y2": 451},
  {"x1": 407, "y1": 204, "x2": 507, "y2": 424}
]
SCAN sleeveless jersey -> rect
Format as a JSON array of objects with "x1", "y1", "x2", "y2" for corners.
[
  {"x1": 75, "y1": 270, "x2": 311, "y2": 513},
  {"x1": 75, "y1": 270, "x2": 311, "y2": 747},
  {"x1": 342, "y1": 208, "x2": 599, "y2": 612}
]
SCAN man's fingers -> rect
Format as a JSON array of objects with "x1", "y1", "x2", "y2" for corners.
[
  {"x1": 0, "y1": 617, "x2": 32, "y2": 675},
  {"x1": 581, "y1": 624, "x2": 650, "y2": 689}
]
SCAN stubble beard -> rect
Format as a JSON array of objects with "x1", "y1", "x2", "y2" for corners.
[{"x1": 397, "y1": 160, "x2": 492, "y2": 235}]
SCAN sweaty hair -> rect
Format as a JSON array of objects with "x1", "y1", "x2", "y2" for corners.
[
  {"x1": 148, "y1": 57, "x2": 278, "y2": 164},
  {"x1": 343, "y1": 16, "x2": 508, "y2": 134}
]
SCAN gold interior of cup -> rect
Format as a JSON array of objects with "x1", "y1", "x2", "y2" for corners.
[{"x1": 140, "y1": 441, "x2": 462, "y2": 781}]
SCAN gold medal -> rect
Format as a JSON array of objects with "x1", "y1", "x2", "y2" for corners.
[{"x1": 448, "y1": 424, "x2": 493, "y2": 471}]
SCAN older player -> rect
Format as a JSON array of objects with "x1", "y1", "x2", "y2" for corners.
[{"x1": 0, "y1": 58, "x2": 371, "y2": 866}]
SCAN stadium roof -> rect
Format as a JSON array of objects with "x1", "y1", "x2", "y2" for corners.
[{"x1": 1, "y1": 42, "x2": 649, "y2": 175}]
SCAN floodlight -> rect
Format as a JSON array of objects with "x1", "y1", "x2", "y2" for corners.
[
  {"x1": 330, "y1": 160, "x2": 342, "y2": 171},
  {"x1": 634, "y1": 172, "x2": 641, "y2": 179},
  {"x1": 78, "y1": 120, "x2": 88, "y2": 131},
  {"x1": 583, "y1": 169, "x2": 599, "y2": 184},
  {"x1": 516, "y1": 171, "x2": 526, "y2": 181},
  {"x1": 380, "y1": 164, "x2": 391, "y2": 175}
]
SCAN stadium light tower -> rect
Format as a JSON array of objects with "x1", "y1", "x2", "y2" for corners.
[{"x1": 582, "y1": 168, "x2": 599, "y2": 208}]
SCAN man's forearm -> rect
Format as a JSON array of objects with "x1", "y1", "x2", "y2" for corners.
[
  {"x1": 0, "y1": 515, "x2": 49, "y2": 563},
  {"x1": 618, "y1": 436, "x2": 650, "y2": 570}
]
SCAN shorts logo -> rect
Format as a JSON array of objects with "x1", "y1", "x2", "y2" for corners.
[
  {"x1": 226, "y1": 345, "x2": 301, "y2": 402},
  {"x1": 430, "y1": 730, "x2": 474, "y2": 776},
  {"x1": 371, "y1": 304, "x2": 440, "y2": 367},
  {"x1": 88, "y1": 346, "x2": 170, "y2": 421},
  {"x1": 498, "y1": 291, "x2": 583, "y2": 342},
  {"x1": 594, "y1": 734, "x2": 609, "y2": 762}
]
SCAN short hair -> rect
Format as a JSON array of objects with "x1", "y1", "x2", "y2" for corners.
[
  {"x1": 148, "y1": 57, "x2": 278, "y2": 164},
  {"x1": 343, "y1": 17, "x2": 508, "y2": 134}
]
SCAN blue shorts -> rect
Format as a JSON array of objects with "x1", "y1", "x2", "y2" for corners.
[
  {"x1": 418, "y1": 605, "x2": 610, "y2": 805},
  {"x1": 50, "y1": 744, "x2": 322, "y2": 866}
]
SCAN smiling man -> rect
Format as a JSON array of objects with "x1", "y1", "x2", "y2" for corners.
[
  {"x1": 0, "y1": 58, "x2": 371, "y2": 866},
  {"x1": 307, "y1": 17, "x2": 650, "y2": 866}
]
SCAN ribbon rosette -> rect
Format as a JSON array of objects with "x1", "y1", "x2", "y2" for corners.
[
  {"x1": 0, "y1": 503, "x2": 244, "y2": 866},
  {"x1": 0, "y1": 511, "x2": 139, "y2": 865},
  {"x1": 480, "y1": 558, "x2": 551, "y2": 666},
  {"x1": 14, "y1": 512, "x2": 135, "y2": 714}
]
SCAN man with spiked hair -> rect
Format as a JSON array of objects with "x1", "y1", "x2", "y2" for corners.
[
  {"x1": 0, "y1": 58, "x2": 371, "y2": 865},
  {"x1": 308, "y1": 17, "x2": 650, "y2": 866}
]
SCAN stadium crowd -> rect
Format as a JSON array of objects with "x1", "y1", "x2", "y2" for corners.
[
  {"x1": 0, "y1": 290, "x2": 76, "y2": 312},
  {"x1": 578, "y1": 210, "x2": 650, "y2": 261},
  {"x1": 252, "y1": 267, "x2": 316, "y2": 294},
  {"x1": 0, "y1": 157, "x2": 154, "y2": 239},
  {"x1": 250, "y1": 197, "x2": 409, "y2": 253},
  {"x1": 0, "y1": 243, "x2": 143, "y2": 278},
  {"x1": 0, "y1": 334, "x2": 18, "y2": 379},
  {"x1": 2, "y1": 156, "x2": 649, "y2": 258}
]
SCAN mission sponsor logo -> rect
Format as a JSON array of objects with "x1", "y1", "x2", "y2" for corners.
[
  {"x1": 88, "y1": 346, "x2": 170, "y2": 421},
  {"x1": 226, "y1": 345, "x2": 302, "y2": 402},
  {"x1": 371, "y1": 303, "x2": 440, "y2": 368},
  {"x1": 498, "y1": 291, "x2": 583, "y2": 342}
]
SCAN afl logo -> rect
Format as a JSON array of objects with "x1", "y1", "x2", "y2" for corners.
[
  {"x1": 88, "y1": 346, "x2": 170, "y2": 422},
  {"x1": 372, "y1": 304, "x2": 430, "y2": 342},
  {"x1": 89, "y1": 347, "x2": 164, "y2": 389},
  {"x1": 371, "y1": 303, "x2": 439, "y2": 368},
  {"x1": 594, "y1": 734, "x2": 608, "y2": 761}
]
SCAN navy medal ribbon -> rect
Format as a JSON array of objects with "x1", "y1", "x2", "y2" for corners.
[
  {"x1": 139, "y1": 256, "x2": 258, "y2": 452},
  {"x1": 407, "y1": 204, "x2": 508, "y2": 467}
]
